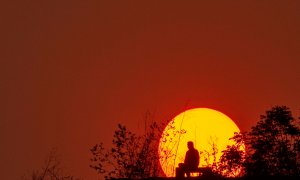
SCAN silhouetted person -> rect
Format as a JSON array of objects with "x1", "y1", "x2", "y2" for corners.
[{"x1": 176, "y1": 141, "x2": 200, "y2": 178}]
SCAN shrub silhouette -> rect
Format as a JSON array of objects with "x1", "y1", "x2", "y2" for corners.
[
  {"x1": 90, "y1": 112, "x2": 185, "y2": 179},
  {"x1": 217, "y1": 106, "x2": 300, "y2": 177}
]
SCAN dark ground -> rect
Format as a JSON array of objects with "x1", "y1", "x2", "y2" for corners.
[{"x1": 114, "y1": 176, "x2": 300, "y2": 180}]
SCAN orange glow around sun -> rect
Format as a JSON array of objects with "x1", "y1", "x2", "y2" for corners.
[{"x1": 158, "y1": 108, "x2": 243, "y2": 177}]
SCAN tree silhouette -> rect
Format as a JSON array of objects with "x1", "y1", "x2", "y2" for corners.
[
  {"x1": 218, "y1": 132, "x2": 246, "y2": 177},
  {"x1": 90, "y1": 123, "x2": 159, "y2": 179},
  {"x1": 90, "y1": 115, "x2": 185, "y2": 179},
  {"x1": 245, "y1": 106, "x2": 300, "y2": 176},
  {"x1": 218, "y1": 106, "x2": 300, "y2": 177}
]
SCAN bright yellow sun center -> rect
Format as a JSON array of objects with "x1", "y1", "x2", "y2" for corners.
[{"x1": 158, "y1": 108, "x2": 242, "y2": 177}]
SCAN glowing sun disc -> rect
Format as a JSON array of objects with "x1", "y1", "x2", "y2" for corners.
[{"x1": 158, "y1": 108, "x2": 242, "y2": 177}]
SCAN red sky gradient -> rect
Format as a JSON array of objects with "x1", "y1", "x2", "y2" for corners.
[{"x1": 1, "y1": 1, "x2": 300, "y2": 179}]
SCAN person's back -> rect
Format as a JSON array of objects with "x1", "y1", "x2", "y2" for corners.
[
  {"x1": 184, "y1": 147, "x2": 199, "y2": 169},
  {"x1": 180, "y1": 141, "x2": 199, "y2": 177}
]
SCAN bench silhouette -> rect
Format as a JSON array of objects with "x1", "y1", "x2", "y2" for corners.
[{"x1": 175, "y1": 166, "x2": 213, "y2": 178}]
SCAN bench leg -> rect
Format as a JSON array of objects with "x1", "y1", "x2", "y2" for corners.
[{"x1": 176, "y1": 167, "x2": 184, "y2": 178}]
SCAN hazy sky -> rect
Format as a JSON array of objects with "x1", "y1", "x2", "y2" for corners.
[{"x1": 1, "y1": 1, "x2": 300, "y2": 179}]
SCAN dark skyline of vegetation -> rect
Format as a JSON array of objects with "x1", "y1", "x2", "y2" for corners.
[
  {"x1": 89, "y1": 105, "x2": 300, "y2": 179},
  {"x1": 22, "y1": 105, "x2": 300, "y2": 180}
]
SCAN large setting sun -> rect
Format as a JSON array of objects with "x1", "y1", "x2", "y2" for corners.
[{"x1": 158, "y1": 108, "x2": 243, "y2": 177}]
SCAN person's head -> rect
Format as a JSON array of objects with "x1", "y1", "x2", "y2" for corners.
[{"x1": 187, "y1": 141, "x2": 194, "y2": 150}]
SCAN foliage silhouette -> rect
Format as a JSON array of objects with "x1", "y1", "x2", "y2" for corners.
[
  {"x1": 157, "y1": 118, "x2": 187, "y2": 176},
  {"x1": 245, "y1": 106, "x2": 300, "y2": 176},
  {"x1": 90, "y1": 113, "x2": 185, "y2": 179},
  {"x1": 218, "y1": 132, "x2": 246, "y2": 177},
  {"x1": 90, "y1": 124, "x2": 155, "y2": 178},
  {"x1": 217, "y1": 106, "x2": 300, "y2": 177}
]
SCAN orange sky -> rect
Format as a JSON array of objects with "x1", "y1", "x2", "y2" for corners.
[{"x1": 1, "y1": 1, "x2": 300, "y2": 179}]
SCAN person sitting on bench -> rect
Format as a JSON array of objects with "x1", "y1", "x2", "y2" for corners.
[{"x1": 177, "y1": 141, "x2": 200, "y2": 177}]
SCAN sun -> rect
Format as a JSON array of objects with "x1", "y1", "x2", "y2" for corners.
[{"x1": 158, "y1": 108, "x2": 243, "y2": 177}]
